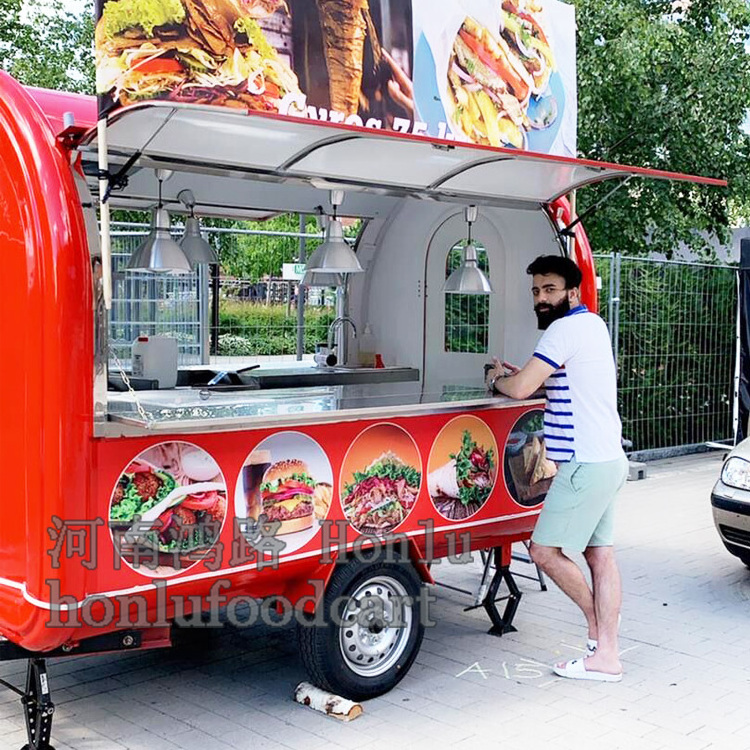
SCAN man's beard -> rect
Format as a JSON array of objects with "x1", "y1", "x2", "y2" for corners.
[{"x1": 534, "y1": 296, "x2": 571, "y2": 330}]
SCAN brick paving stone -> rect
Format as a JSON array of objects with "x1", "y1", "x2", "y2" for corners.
[
  {"x1": 81, "y1": 714, "x2": 144, "y2": 741},
  {"x1": 591, "y1": 729, "x2": 666, "y2": 750},
  {"x1": 119, "y1": 730, "x2": 188, "y2": 750},
  {"x1": 642, "y1": 726, "x2": 713, "y2": 750}
]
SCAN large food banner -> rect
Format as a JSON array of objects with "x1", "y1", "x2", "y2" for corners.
[{"x1": 95, "y1": 0, "x2": 576, "y2": 155}]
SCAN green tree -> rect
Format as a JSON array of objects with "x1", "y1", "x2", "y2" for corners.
[
  {"x1": 573, "y1": 0, "x2": 750, "y2": 258},
  {"x1": 0, "y1": 0, "x2": 94, "y2": 93}
]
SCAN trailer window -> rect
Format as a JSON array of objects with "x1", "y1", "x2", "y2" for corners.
[
  {"x1": 444, "y1": 242, "x2": 490, "y2": 354},
  {"x1": 108, "y1": 219, "x2": 338, "y2": 368}
]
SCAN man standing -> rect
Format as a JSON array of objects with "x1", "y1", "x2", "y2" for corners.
[{"x1": 487, "y1": 254, "x2": 628, "y2": 682}]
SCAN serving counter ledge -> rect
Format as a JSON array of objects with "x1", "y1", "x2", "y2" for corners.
[{"x1": 99, "y1": 380, "x2": 544, "y2": 437}]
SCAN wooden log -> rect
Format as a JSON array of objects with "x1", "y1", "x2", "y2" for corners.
[{"x1": 293, "y1": 682, "x2": 363, "y2": 721}]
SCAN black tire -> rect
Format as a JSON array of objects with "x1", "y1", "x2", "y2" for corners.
[
  {"x1": 724, "y1": 542, "x2": 750, "y2": 568},
  {"x1": 298, "y1": 553, "x2": 425, "y2": 701}
]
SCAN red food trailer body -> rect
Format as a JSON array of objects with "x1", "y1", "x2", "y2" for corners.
[{"x1": 0, "y1": 66, "x2": 724, "y2": 748}]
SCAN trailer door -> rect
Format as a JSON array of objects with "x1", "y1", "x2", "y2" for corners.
[{"x1": 423, "y1": 213, "x2": 506, "y2": 387}]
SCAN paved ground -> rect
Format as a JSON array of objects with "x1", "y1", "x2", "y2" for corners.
[{"x1": 2, "y1": 452, "x2": 749, "y2": 750}]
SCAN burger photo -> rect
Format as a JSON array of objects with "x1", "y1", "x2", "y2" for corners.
[
  {"x1": 259, "y1": 459, "x2": 316, "y2": 534},
  {"x1": 95, "y1": 0, "x2": 302, "y2": 109}
]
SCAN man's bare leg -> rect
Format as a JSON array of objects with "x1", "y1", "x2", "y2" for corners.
[
  {"x1": 529, "y1": 542, "x2": 597, "y2": 639},
  {"x1": 581, "y1": 545, "x2": 622, "y2": 674}
]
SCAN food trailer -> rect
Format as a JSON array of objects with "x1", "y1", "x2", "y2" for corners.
[{"x1": 0, "y1": 1, "x2": 725, "y2": 747}]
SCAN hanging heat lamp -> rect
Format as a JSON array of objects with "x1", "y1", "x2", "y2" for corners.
[
  {"x1": 177, "y1": 189, "x2": 219, "y2": 266},
  {"x1": 305, "y1": 190, "x2": 363, "y2": 274},
  {"x1": 300, "y1": 269, "x2": 344, "y2": 287},
  {"x1": 443, "y1": 205, "x2": 493, "y2": 295},
  {"x1": 127, "y1": 169, "x2": 192, "y2": 274}
]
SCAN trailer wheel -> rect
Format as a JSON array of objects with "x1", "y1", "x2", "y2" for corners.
[{"x1": 298, "y1": 555, "x2": 425, "y2": 701}]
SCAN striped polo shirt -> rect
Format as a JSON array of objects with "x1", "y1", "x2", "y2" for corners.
[{"x1": 533, "y1": 305, "x2": 623, "y2": 463}]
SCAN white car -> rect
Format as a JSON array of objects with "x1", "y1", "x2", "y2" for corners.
[{"x1": 712, "y1": 441, "x2": 750, "y2": 567}]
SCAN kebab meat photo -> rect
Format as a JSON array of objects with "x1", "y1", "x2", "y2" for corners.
[
  {"x1": 342, "y1": 450, "x2": 421, "y2": 536},
  {"x1": 315, "y1": 0, "x2": 369, "y2": 116}
]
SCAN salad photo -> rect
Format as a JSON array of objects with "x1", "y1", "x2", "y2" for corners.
[
  {"x1": 109, "y1": 442, "x2": 227, "y2": 575},
  {"x1": 428, "y1": 424, "x2": 496, "y2": 520}
]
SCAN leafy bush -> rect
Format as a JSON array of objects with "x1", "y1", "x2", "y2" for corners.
[{"x1": 217, "y1": 301, "x2": 336, "y2": 356}]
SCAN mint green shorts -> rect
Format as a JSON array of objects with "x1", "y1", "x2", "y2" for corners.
[{"x1": 531, "y1": 454, "x2": 629, "y2": 551}]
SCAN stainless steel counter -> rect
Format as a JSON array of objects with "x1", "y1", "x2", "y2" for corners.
[{"x1": 101, "y1": 379, "x2": 544, "y2": 437}]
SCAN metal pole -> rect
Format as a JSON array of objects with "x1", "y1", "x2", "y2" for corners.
[
  {"x1": 612, "y1": 252, "x2": 621, "y2": 367},
  {"x1": 568, "y1": 190, "x2": 577, "y2": 260},
  {"x1": 97, "y1": 119, "x2": 113, "y2": 310},
  {"x1": 607, "y1": 252, "x2": 615, "y2": 346},
  {"x1": 297, "y1": 214, "x2": 307, "y2": 360},
  {"x1": 198, "y1": 263, "x2": 210, "y2": 364},
  {"x1": 210, "y1": 264, "x2": 220, "y2": 356},
  {"x1": 734, "y1": 268, "x2": 742, "y2": 443}
]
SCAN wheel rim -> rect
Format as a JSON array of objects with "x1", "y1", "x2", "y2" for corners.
[{"x1": 338, "y1": 575, "x2": 414, "y2": 677}]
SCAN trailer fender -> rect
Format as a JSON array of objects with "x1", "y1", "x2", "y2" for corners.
[{"x1": 289, "y1": 537, "x2": 433, "y2": 616}]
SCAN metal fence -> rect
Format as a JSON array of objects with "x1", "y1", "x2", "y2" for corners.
[
  {"x1": 110, "y1": 224, "x2": 338, "y2": 367},
  {"x1": 110, "y1": 232, "x2": 202, "y2": 366},
  {"x1": 595, "y1": 254, "x2": 737, "y2": 455}
]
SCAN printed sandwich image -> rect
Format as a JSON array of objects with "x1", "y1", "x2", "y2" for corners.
[
  {"x1": 260, "y1": 459, "x2": 329, "y2": 534},
  {"x1": 446, "y1": 3, "x2": 556, "y2": 149},
  {"x1": 504, "y1": 410, "x2": 557, "y2": 506},
  {"x1": 236, "y1": 431, "x2": 333, "y2": 554},
  {"x1": 109, "y1": 442, "x2": 227, "y2": 575},
  {"x1": 428, "y1": 419, "x2": 497, "y2": 520},
  {"x1": 340, "y1": 423, "x2": 422, "y2": 536},
  {"x1": 95, "y1": 0, "x2": 302, "y2": 111}
]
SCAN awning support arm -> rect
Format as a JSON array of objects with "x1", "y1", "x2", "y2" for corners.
[
  {"x1": 557, "y1": 175, "x2": 634, "y2": 238},
  {"x1": 101, "y1": 149, "x2": 143, "y2": 203}
]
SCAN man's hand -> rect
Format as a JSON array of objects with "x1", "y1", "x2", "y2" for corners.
[
  {"x1": 492, "y1": 356, "x2": 555, "y2": 400},
  {"x1": 485, "y1": 358, "x2": 502, "y2": 390},
  {"x1": 486, "y1": 357, "x2": 517, "y2": 391}
]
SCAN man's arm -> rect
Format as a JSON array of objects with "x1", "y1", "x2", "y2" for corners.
[{"x1": 492, "y1": 356, "x2": 554, "y2": 400}]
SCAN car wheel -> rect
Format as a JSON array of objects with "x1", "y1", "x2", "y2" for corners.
[
  {"x1": 298, "y1": 553, "x2": 425, "y2": 701},
  {"x1": 723, "y1": 542, "x2": 750, "y2": 568}
]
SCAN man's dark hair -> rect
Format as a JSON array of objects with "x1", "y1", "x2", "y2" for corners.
[{"x1": 526, "y1": 255, "x2": 582, "y2": 289}]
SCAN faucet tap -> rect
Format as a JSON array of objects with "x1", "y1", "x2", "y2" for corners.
[{"x1": 327, "y1": 316, "x2": 358, "y2": 356}]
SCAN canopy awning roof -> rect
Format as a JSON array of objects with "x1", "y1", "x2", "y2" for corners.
[{"x1": 74, "y1": 100, "x2": 726, "y2": 218}]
